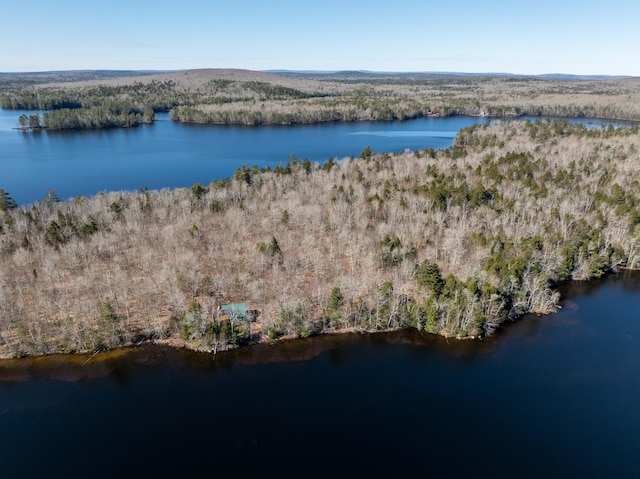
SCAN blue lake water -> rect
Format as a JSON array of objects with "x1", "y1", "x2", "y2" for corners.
[
  {"x1": 0, "y1": 108, "x2": 621, "y2": 205},
  {"x1": 0, "y1": 109, "x2": 481, "y2": 205}
]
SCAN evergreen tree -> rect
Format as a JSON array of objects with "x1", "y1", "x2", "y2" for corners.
[
  {"x1": 268, "y1": 236, "x2": 282, "y2": 258},
  {"x1": 416, "y1": 259, "x2": 444, "y2": 296},
  {"x1": 28, "y1": 113, "x2": 41, "y2": 129},
  {"x1": 0, "y1": 189, "x2": 17, "y2": 212},
  {"x1": 43, "y1": 189, "x2": 60, "y2": 205}
]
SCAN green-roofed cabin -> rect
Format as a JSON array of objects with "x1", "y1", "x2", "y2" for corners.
[{"x1": 220, "y1": 303, "x2": 247, "y2": 321}]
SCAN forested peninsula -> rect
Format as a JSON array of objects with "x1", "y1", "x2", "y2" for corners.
[
  {"x1": 2, "y1": 69, "x2": 640, "y2": 129},
  {"x1": 1, "y1": 119, "x2": 639, "y2": 358}
]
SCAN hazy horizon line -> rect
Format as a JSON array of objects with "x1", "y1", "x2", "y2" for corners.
[{"x1": 0, "y1": 68, "x2": 634, "y2": 79}]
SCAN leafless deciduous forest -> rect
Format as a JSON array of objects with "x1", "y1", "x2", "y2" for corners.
[{"x1": 1, "y1": 119, "x2": 639, "y2": 358}]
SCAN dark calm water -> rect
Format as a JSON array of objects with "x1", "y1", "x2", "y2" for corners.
[
  {"x1": 0, "y1": 108, "x2": 621, "y2": 205},
  {"x1": 0, "y1": 272, "x2": 639, "y2": 478}
]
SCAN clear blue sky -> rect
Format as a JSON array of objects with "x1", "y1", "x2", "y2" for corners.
[{"x1": 1, "y1": 0, "x2": 638, "y2": 75}]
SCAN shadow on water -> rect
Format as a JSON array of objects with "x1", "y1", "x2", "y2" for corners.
[
  {"x1": 1, "y1": 272, "x2": 638, "y2": 377},
  {"x1": 2, "y1": 270, "x2": 639, "y2": 383},
  {"x1": 0, "y1": 322, "x2": 515, "y2": 385}
]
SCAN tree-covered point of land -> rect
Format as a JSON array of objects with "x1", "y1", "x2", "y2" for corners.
[
  {"x1": 1, "y1": 80, "x2": 182, "y2": 129},
  {"x1": 0, "y1": 119, "x2": 639, "y2": 358}
]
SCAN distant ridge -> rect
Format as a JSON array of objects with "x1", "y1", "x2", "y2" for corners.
[
  {"x1": 0, "y1": 70, "x2": 176, "y2": 77},
  {"x1": 537, "y1": 73, "x2": 632, "y2": 81},
  {"x1": 266, "y1": 70, "x2": 633, "y2": 81},
  {"x1": 0, "y1": 70, "x2": 179, "y2": 86},
  {"x1": 0, "y1": 69, "x2": 633, "y2": 83}
]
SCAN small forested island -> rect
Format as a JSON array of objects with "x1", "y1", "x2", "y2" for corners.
[
  {"x1": 2, "y1": 69, "x2": 640, "y2": 129},
  {"x1": 0, "y1": 118, "x2": 639, "y2": 358}
]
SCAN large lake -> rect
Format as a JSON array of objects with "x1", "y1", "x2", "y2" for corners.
[
  {"x1": 0, "y1": 108, "x2": 620, "y2": 205},
  {"x1": 0, "y1": 272, "x2": 639, "y2": 478},
  {"x1": 1, "y1": 109, "x2": 638, "y2": 478}
]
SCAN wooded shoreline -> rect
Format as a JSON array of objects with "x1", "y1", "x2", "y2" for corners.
[
  {"x1": 1, "y1": 117, "x2": 639, "y2": 359},
  {"x1": 2, "y1": 69, "x2": 640, "y2": 130}
]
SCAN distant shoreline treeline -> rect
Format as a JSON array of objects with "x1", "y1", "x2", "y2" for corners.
[
  {"x1": 2, "y1": 70, "x2": 640, "y2": 129},
  {"x1": 0, "y1": 119, "x2": 639, "y2": 359}
]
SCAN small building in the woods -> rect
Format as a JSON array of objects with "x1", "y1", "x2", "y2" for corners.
[{"x1": 220, "y1": 303, "x2": 247, "y2": 321}]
